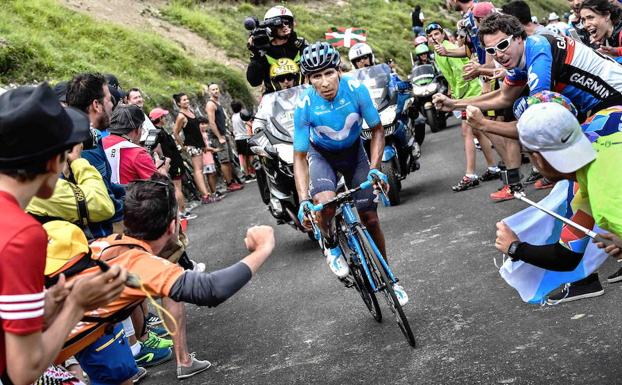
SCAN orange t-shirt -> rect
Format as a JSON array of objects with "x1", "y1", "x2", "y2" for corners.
[{"x1": 66, "y1": 235, "x2": 184, "y2": 340}]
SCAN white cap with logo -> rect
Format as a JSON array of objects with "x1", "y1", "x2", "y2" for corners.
[{"x1": 517, "y1": 102, "x2": 596, "y2": 173}]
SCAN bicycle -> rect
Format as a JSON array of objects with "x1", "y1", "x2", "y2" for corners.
[{"x1": 302, "y1": 178, "x2": 416, "y2": 347}]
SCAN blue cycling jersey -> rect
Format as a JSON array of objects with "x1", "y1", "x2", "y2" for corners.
[
  {"x1": 463, "y1": 10, "x2": 486, "y2": 64},
  {"x1": 294, "y1": 76, "x2": 381, "y2": 152},
  {"x1": 505, "y1": 34, "x2": 622, "y2": 114}
]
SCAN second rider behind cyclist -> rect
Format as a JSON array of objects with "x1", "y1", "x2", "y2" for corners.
[{"x1": 293, "y1": 42, "x2": 408, "y2": 305}]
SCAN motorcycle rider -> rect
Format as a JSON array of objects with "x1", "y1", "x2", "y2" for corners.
[
  {"x1": 293, "y1": 42, "x2": 408, "y2": 305},
  {"x1": 246, "y1": 6, "x2": 308, "y2": 94},
  {"x1": 413, "y1": 44, "x2": 433, "y2": 66}
]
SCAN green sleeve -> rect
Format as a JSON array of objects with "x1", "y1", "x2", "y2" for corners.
[{"x1": 438, "y1": 41, "x2": 481, "y2": 99}]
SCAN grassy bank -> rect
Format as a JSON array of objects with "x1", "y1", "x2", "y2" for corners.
[
  {"x1": 0, "y1": 0, "x2": 254, "y2": 108},
  {"x1": 161, "y1": 0, "x2": 571, "y2": 77}
]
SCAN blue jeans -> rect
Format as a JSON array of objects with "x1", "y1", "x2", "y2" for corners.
[{"x1": 412, "y1": 26, "x2": 424, "y2": 36}]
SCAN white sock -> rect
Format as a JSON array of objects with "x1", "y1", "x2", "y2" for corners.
[
  {"x1": 488, "y1": 166, "x2": 500, "y2": 172},
  {"x1": 131, "y1": 341, "x2": 142, "y2": 357},
  {"x1": 465, "y1": 173, "x2": 477, "y2": 179}
]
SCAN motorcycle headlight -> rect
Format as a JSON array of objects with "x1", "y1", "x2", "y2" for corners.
[
  {"x1": 380, "y1": 105, "x2": 397, "y2": 127},
  {"x1": 426, "y1": 83, "x2": 438, "y2": 93}
]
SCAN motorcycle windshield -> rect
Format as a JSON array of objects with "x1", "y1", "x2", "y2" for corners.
[
  {"x1": 410, "y1": 64, "x2": 435, "y2": 86},
  {"x1": 263, "y1": 85, "x2": 309, "y2": 143},
  {"x1": 350, "y1": 64, "x2": 394, "y2": 110}
]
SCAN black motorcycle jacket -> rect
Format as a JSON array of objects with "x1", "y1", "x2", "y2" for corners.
[{"x1": 246, "y1": 31, "x2": 308, "y2": 94}]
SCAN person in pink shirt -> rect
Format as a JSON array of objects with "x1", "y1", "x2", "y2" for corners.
[{"x1": 103, "y1": 104, "x2": 169, "y2": 184}]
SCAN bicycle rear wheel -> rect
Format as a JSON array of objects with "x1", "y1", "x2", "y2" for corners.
[
  {"x1": 336, "y1": 219, "x2": 382, "y2": 322},
  {"x1": 354, "y1": 226, "x2": 416, "y2": 347}
]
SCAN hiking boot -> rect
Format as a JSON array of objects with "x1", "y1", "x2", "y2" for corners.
[
  {"x1": 134, "y1": 345, "x2": 172, "y2": 368},
  {"x1": 392, "y1": 283, "x2": 408, "y2": 306},
  {"x1": 524, "y1": 170, "x2": 542, "y2": 184},
  {"x1": 479, "y1": 168, "x2": 500, "y2": 182},
  {"x1": 546, "y1": 276, "x2": 604, "y2": 305},
  {"x1": 452, "y1": 175, "x2": 479, "y2": 192},
  {"x1": 132, "y1": 367, "x2": 148, "y2": 384},
  {"x1": 176, "y1": 352, "x2": 212, "y2": 379},
  {"x1": 534, "y1": 178, "x2": 555, "y2": 190},
  {"x1": 142, "y1": 331, "x2": 173, "y2": 349},
  {"x1": 227, "y1": 182, "x2": 244, "y2": 192},
  {"x1": 324, "y1": 247, "x2": 349, "y2": 278},
  {"x1": 146, "y1": 312, "x2": 162, "y2": 328},
  {"x1": 607, "y1": 267, "x2": 622, "y2": 283},
  {"x1": 490, "y1": 185, "x2": 515, "y2": 202}
]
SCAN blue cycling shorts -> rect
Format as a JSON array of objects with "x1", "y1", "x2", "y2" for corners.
[
  {"x1": 308, "y1": 139, "x2": 376, "y2": 212},
  {"x1": 75, "y1": 324, "x2": 138, "y2": 385}
]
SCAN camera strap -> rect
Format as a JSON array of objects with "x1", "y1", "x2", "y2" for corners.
[{"x1": 68, "y1": 182, "x2": 95, "y2": 240}]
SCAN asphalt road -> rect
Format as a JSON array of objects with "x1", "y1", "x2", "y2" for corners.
[{"x1": 144, "y1": 121, "x2": 622, "y2": 385}]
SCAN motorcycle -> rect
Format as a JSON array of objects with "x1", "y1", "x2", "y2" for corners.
[
  {"x1": 409, "y1": 64, "x2": 450, "y2": 133},
  {"x1": 352, "y1": 64, "x2": 421, "y2": 206},
  {"x1": 246, "y1": 85, "x2": 314, "y2": 239}
]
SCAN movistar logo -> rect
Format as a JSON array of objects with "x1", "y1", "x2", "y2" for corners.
[
  {"x1": 297, "y1": 95, "x2": 311, "y2": 108},
  {"x1": 347, "y1": 79, "x2": 361, "y2": 91}
]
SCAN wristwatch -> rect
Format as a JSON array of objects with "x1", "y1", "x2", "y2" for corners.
[{"x1": 507, "y1": 241, "x2": 521, "y2": 261}]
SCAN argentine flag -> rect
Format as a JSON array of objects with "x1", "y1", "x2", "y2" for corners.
[{"x1": 499, "y1": 180, "x2": 608, "y2": 304}]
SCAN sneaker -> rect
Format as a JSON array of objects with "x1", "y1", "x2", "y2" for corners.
[
  {"x1": 524, "y1": 170, "x2": 542, "y2": 184},
  {"x1": 201, "y1": 195, "x2": 214, "y2": 205},
  {"x1": 142, "y1": 331, "x2": 173, "y2": 349},
  {"x1": 191, "y1": 260, "x2": 206, "y2": 272},
  {"x1": 180, "y1": 211, "x2": 197, "y2": 220},
  {"x1": 607, "y1": 267, "x2": 622, "y2": 283},
  {"x1": 146, "y1": 312, "x2": 163, "y2": 328},
  {"x1": 227, "y1": 182, "x2": 244, "y2": 192},
  {"x1": 534, "y1": 178, "x2": 555, "y2": 190},
  {"x1": 176, "y1": 352, "x2": 212, "y2": 379},
  {"x1": 479, "y1": 168, "x2": 500, "y2": 182},
  {"x1": 132, "y1": 367, "x2": 148, "y2": 384},
  {"x1": 244, "y1": 175, "x2": 257, "y2": 183},
  {"x1": 214, "y1": 191, "x2": 226, "y2": 199},
  {"x1": 324, "y1": 247, "x2": 349, "y2": 278},
  {"x1": 147, "y1": 325, "x2": 170, "y2": 338},
  {"x1": 490, "y1": 185, "x2": 515, "y2": 202},
  {"x1": 452, "y1": 175, "x2": 480, "y2": 192},
  {"x1": 546, "y1": 278, "x2": 604, "y2": 305},
  {"x1": 392, "y1": 283, "x2": 408, "y2": 306},
  {"x1": 134, "y1": 345, "x2": 172, "y2": 368}
]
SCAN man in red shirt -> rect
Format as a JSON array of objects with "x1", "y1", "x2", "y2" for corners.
[
  {"x1": 102, "y1": 104, "x2": 169, "y2": 185},
  {"x1": 0, "y1": 83, "x2": 127, "y2": 384}
]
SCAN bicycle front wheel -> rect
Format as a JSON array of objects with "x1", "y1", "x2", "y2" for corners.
[{"x1": 354, "y1": 226, "x2": 416, "y2": 347}]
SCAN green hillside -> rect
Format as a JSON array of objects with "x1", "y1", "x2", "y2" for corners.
[
  {"x1": 0, "y1": 0, "x2": 254, "y2": 109},
  {"x1": 161, "y1": 0, "x2": 571, "y2": 76}
]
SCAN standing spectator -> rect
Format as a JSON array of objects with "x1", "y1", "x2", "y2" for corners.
[
  {"x1": 231, "y1": 100, "x2": 255, "y2": 182},
  {"x1": 411, "y1": 5, "x2": 425, "y2": 36},
  {"x1": 580, "y1": 0, "x2": 622, "y2": 58},
  {"x1": 198, "y1": 116, "x2": 224, "y2": 201},
  {"x1": 547, "y1": 12, "x2": 571, "y2": 35},
  {"x1": 0, "y1": 83, "x2": 126, "y2": 385},
  {"x1": 172, "y1": 93, "x2": 212, "y2": 204},
  {"x1": 205, "y1": 83, "x2": 244, "y2": 192},
  {"x1": 126, "y1": 87, "x2": 160, "y2": 144},
  {"x1": 102, "y1": 104, "x2": 169, "y2": 185}
]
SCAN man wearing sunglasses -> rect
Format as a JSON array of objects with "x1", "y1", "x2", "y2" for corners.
[{"x1": 246, "y1": 6, "x2": 308, "y2": 95}]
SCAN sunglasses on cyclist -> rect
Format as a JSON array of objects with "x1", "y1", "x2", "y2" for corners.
[
  {"x1": 425, "y1": 23, "x2": 443, "y2": 35},
  {"x1": 274, "y1": 73, "x2": 296, "y2": 83},
  {"x1": 484, "y1": 35, "x2": 514, "y2": 55}
]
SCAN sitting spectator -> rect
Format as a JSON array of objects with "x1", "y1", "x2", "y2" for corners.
[
  {"x1": 0, "y1": 83, "x2": 126, "y2": 385},
  {"x1": 47, "y1": 174, "x2": 275, "y2": 381}
]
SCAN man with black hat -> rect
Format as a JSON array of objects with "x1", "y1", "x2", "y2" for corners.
[
  {"x1": 103, "y1": 104, "x2": 170, "y2": 184},
  {"x1": 0, "y1": 83, "x2": 127, "y2": 385}
]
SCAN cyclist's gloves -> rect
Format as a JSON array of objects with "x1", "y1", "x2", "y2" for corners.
[
  {"x1": 367, "y1": 169, "x2": 388, "y2": 184},
  {"x1": 297, "y1": 199, "x2": 314, "y2": 223}
]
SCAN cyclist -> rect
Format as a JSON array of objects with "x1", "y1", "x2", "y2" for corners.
[
  {"x1": 246, "y1": 6, "x2": 308, "y2": 94},
  {"x1": 293, "y1": 42, "x2": 407, "y2": 305}
]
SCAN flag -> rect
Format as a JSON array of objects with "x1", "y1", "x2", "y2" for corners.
[
  {"x1": 498, "y1": 180, "x2": 608, "y2": 304},
  {"x1": 325, "y1": 27, "x2": 367, "y2": 48}
]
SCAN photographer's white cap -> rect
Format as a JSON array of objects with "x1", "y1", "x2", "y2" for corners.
[{"x1": 517, "y1": 102, "x2": 596, "y2": 173}]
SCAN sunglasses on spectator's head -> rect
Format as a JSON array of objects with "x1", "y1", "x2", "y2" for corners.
[
  {"x1": 274, "y1": 74, "x2": 296, "y2": 83},
  {"x1": 484, "y1": 35, "x2": 514, "y2": 55},
  {"x1": 425, "y1": 23, "x2": 443, "y2": 35},
  {"x1": 132, "y1": 179, "x2": 175, "y2": 221}
]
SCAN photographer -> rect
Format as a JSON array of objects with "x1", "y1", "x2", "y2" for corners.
[{"x1": 245, "y1": 5, "x2": 308, "y2": 94}]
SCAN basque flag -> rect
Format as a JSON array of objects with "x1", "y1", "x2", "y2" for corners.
[
  {"x1": 499, "y1": 180, "x2": 608, "y2": 304},
  {"x1": 325, "y1": 27, "x2": 367, "y2": 48}
]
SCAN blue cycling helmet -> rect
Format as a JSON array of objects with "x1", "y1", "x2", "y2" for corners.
[
  {"x1": 300, "y1": 42, "x2": 341, "y2": 76},
  {"x1": 513, "y1": 90, "x2": 578, "y2": 120}
]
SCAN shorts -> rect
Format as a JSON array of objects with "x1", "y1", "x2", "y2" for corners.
[
  {"x1": 209, "y1": 135, "x2": 232, "y2": 163},
  {"x1": 203, "y1": 164, "x2": 216, "y2": 174},
  {"x1": 307, "y1": 139, "x2": 376, "y2": 212},
  {"x1": 75, "y1": 324, "x2": 138, "y2": 385},
  {"x1": 186, "y1": 145, "x2": 204, "y2": 157},
  {"x1": 235, "y1": 138, "x2": 253, "y2": 156}
]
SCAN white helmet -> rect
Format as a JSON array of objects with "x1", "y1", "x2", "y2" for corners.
[
  {"x1": 348, "y1": 42, "x2": 375, "y2": 64},
  {"x1": 264, "y1": 6, "x2": 294, "y2": 22}
]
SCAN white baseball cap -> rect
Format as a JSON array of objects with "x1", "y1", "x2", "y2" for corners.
[
  {"x1": 548, "y1": 12, "x2": 560, "y2": 21},
  {"x1": 517, "y1": 103, "x2": 596, "y2": 173}
]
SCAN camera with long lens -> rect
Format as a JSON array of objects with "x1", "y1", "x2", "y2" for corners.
[{"x1": 244, "y1": 16, "x2": 283, "y2": 51}]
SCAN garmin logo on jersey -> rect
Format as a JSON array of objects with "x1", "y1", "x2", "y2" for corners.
[{"x1": 569, "y1": 73, "x2": 611, "y2": 100}]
